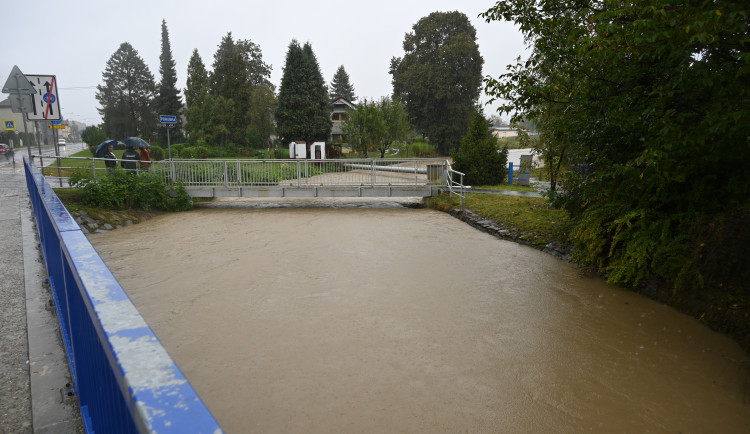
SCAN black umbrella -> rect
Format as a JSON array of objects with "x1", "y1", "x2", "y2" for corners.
[
  {"x1": 95, "y1": 140, "x2": 119, "y2": 158},
  {"x1": 122, "y1": 137, "x2": 150, "y2": 149}
]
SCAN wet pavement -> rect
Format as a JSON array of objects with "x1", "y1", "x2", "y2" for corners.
[{"x1": 0, "y1": 162, "x2": 82, "y2": 433}]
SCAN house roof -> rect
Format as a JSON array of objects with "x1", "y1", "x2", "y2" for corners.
[{"x1": 331, "y1": 96, "x2": 356, "y2": 110}]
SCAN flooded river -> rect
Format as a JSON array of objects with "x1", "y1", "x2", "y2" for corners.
[{"x1": 89, "y1": 198, "x2": 750, "y2": 433}]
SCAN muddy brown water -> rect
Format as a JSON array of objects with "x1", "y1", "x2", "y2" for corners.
[{"x1": 88, "y1": 198, "x2": 750, "y2": 433}]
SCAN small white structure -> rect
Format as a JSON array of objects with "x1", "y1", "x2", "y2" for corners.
[
  {"x1": 310, "y1": 142, "x2": 326, "y2": 160},
  {"x1": 289, "y1": 141, "x2": 306, "y2": 159}
]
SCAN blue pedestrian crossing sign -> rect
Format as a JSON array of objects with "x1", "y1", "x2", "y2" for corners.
[{"x1": 3, "y1": 119, "x2": 17, "y2": 130}]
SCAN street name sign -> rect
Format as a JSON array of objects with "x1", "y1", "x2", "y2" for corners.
[
  {"x1": 160, "y1": 115, "x2": 177, "y2": 124},
  {"x1": 25, "y1": 74, "x2": 62, "y2": 121}
]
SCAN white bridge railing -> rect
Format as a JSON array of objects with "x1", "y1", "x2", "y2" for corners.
[
  {"x1": 150, "y1": 158, "x2": 447, "y2": 188},
  {"x1": 35, "y1": 156, "x2": 453, "y2": 198}
]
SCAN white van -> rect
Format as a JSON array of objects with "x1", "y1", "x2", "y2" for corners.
[{"x1": 58, "y1": 138, "x2": 66, "y2": 149}]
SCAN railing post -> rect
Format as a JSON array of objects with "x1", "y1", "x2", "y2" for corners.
[
  {"x1": 223, "y1": 160, "x2": 229, "y2": 188},
  {"x1": 92, "y1": 158, "x2": 97, "y2": 180},
  {"x1": 460, "y1": 172, "x2": 465, "y2": 210},
  {"x1": 296, "y1": 160, "x2": 301, "y2": 187},
  {"x1": 371, "y1": 159, "x2": 376, "y2": 186}
]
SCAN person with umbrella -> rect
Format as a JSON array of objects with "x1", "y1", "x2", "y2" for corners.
[
  {"x1": 138, "y1": 143, "x2": 151, "y2": 171},
  {"x1": 121, "y1": 145, "x2": 139, "y2": 173},
  {"x1": 104, "y1": 143, "x2": 117, "y2": 173}
]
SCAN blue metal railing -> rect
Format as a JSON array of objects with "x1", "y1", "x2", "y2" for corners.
[{"x1": 24, "y1": 157, "x2": 223, "y2": 434}]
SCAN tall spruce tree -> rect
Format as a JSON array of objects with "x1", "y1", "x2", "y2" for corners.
[
  {"x1": 275, "y1": 40, "x2": 332, "y2": 145},
  {"x1": 390, "y1": 11, "x2": 483, "y2": 155},
  {"x1": 329, "y1": 65, "x2": 356, "y2": 102},
  {"x1": 184, "y1": 49, "x2": 210, "y2": 145},
  {"x1": 96, "y1": 42, "x2": 157, "y2": 140},
  {"x1": 156, "y1": 19, "x2": 184, "y2": 144}
]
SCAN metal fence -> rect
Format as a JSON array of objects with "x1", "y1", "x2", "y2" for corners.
[
  {"x1": 149, "y1": 158, "x2": 448, "y2": 188},
  {"x1": 36, "y1": 156, "x2": 450, "y2": 191},
  {"x1": 24, "y1": 157, "x2": 223, "y2": 434}
]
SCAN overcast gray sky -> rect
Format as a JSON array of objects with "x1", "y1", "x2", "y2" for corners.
[{"x1": 1, "y1": 0, "x2": 528, "y2": 128}]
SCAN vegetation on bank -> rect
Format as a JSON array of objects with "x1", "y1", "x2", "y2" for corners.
[
  {"x1": 481, "y1": 1, "x2": 749, "y2": 350},
  {"x1": 427, "y1": 192, "x2": 571, "y2": 250},
  {"x1": 67, "y1": 170, "x2": 192, "y2": 212}
]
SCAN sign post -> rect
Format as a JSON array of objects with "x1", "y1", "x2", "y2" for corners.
[
  {"x1": 160, "y1": 115, "x2": 177, "y2": 182},
  {"x1": 160, "y1": 115, "x2": 177, "y2": 159}
]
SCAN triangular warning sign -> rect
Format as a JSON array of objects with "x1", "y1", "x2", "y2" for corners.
[{"x1": 2, "y1": 65, "x2": 35, "y2": 95}]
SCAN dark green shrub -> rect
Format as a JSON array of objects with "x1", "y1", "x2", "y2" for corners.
[
  {"x1": 195, "y1": 146, "x2": 210, "y2": 159},
  {"x1": 150, "y1": 145, "x2": 165, "y2": 161},
  {"x1": 182, "y1": 147, "x2": 197, "y2": 159},
  {"x1": 172, "y1": 143, "x2": 185, "y2": 157},
  {"x1": 68, "y1": 169, "x2": 191, "y2": 211}
]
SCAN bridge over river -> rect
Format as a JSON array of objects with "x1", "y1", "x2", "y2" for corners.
[
  {"x1": 38, "y1": 156, "x2": 466, "y2": 199},
  {"x1": 148, "y1": 158, "x2": 456, "y2": 198}
]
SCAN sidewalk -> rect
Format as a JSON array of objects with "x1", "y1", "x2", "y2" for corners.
[{"x1": 0, "y1": 163, "x2": 82, "y2": 433}]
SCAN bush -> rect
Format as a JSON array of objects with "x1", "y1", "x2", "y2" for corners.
[
  {"x1": 195, "y1": 146, "x2": 210, "y2": 159},
  {"x1": 150, "y1": 145, "x2": 165, "y2": 161},
  {"x1": 411, "y1": 142, "x2": 435, "y2": 157},
  {"x1": 181, "y1": 147, "x2": 197, "y2": 159},
  {"x1": 171, "y1": 143, "x2": 185, "y2": 157},
  {"x1": 68, "y1": 169, "x2": 192, "y2": 211}
]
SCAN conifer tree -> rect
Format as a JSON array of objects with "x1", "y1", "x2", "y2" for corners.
[
  {"x1": 452, "y1": 108, "x2": 507, "y2": 185},
  {"x1": 275, "y1": 40, "x2": 332, "y2": 145},
  {"x1": 156, "y1": 19, "x2": 184, "y2": 144},
  {"x1": 209, "y1": 32, "x2": 273, "y2": 146},
  {"x1": 329, "y1": 65, "x2": 356, "y2": 102},
  {"x1": 96, "y1": 42, "x2": 157, "y2": 140},
  {"x1": 184, "y1": 49, "x2": 210, "y2": 145}
]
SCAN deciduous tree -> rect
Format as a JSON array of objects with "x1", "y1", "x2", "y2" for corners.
[
  {"x1": 481, "y1": 1, "x2": 750, "y2": 300},
  {"x1": 390, "y1": 11, "x2": 483, "y2": 155},
  {"x1": 376, "y1": 96, "x2": 410, "y2": 158}
]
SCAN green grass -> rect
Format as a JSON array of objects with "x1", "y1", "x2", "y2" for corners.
[
  {"x1": 472, "y1": 183, "x2": 538, "y2": 192},
  {"x1": 42, "y1": 149, "x2": 116, "y2": 176},
  {"x1": 427, "y1": 192, "x2": 571, "y2": 249}
]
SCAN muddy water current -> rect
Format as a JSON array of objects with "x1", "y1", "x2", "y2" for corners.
[{"x1": 88, "y1": 198, "x2": 750, "y2": 433}]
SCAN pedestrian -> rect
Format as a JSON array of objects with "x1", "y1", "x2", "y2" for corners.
[
  {"x1": 121, "y1": 145, "x2": 139, "y2": 173},
  {"x1": 138, "y1": 145, "x2": 151, "y2": 172},
  {"x1": 104, "y1": 144, "x2": 117, "y2": 173}
]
